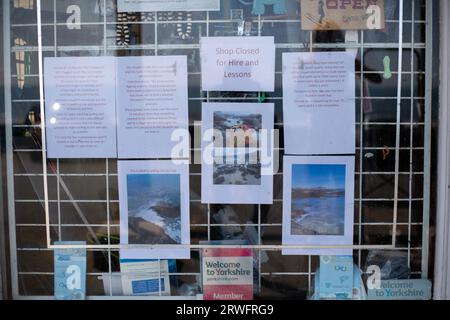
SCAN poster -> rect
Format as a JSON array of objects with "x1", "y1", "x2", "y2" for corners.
[
  {"x1": 283, "y1": 52, "x2": 356, "y2": 155},
  {"x1": 116, "y1": 56, "x2": 189, "y2": 159},
  {"x1": 118, "y1": 160, "x2": 190, "y2": 259},
  {"x1": 202, "y1": 245, "x2": 253, "y2": 300},
  {"x1": 201, "y1": 103, "x2": 274, "y2": 204},
  {"x1": 118, "y1": 0, "x2": 220, "y2": 12},
  {"x1": 301, "y1": 0, "x2": 385, "y2": 30},
  {"x1": 44, "y1": 57, "x2": 117, "y2": 158},
  {"x1": 200, "y1": 37, "x2": 275, "y2": 92},
  {"x1": 282, "y1": 156, "x2": 355, "y2": 256},
  {"x1": 54, "y1": 241, "x2": 87, "y2": 300},
  {"x1": 120, "y1": 259, "x2": 171, "y2": 296}
]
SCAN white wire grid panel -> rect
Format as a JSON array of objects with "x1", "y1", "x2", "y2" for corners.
[{"x1": 3, "y1": 0, "x2": 433, "y2": 299}]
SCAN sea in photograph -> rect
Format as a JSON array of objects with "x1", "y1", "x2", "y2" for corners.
[
  {"x1": 213, "y1": 111, "x2": 261, "y2": 148},
  {"x1": 290, "y1": 164, "x2": 346, "y2": 236},
  {"x1": 126, "y1": 174, "x2": 181, "y2": 244}
]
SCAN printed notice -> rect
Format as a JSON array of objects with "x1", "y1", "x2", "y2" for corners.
[
  {"x1": 283, "y1": 52, "x2": 356, "y2": 155},
  {"x1": 201, "y1": 37, "x2": 275, "y2": 92},
  {"x1": 118, "y1": 0, "x2": 220, "y2": 12},
  {"x1": 44, "y1": 57, "x2": 117, "y2": 158},
  {"x1": 202, "y1": 245, "x2": 253, "y2": 300},
  {"x1": 120, "y1": 259, "x2": 170, "y2": 296},
  {"x1": 116, "y1": 56, "x2": 188, "y2": 159}
]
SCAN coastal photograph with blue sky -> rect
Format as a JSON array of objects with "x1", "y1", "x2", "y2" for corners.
[{"x1": 290, "y1": 164, "x2": 346, "y2": 236}]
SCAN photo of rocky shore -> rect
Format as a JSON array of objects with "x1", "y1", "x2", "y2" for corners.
[
  {"x1": 212, "y1": 111, "x2": 262, "y2": 185},
  {"x1": 290, "y1": 164, "x2": 346, "y2": 236},
  {"x1": 213, "y1": 151, "x2": 261, "y2": 185},
  {"x1": 213, "y1": 111, "x2": 261, "y2": 148},
  {"x1": 126, "y1": 174, "x2": 181, "y2": 245}
]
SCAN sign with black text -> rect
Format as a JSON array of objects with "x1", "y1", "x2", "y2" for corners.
[{"x1": 201, "y1": 37, "x2": 275, "y2": 92}]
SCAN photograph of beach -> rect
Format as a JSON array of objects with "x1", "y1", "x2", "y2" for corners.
[
  {"x1": 213, "y1": 150, "x2": 261, "y2": 185},
  {"x1": 126, "y1": 173, "x2": 181, "y2": 245},
  {"x1": 290, "y1": 164, "x2": 346, "y2": 236},
  {"x1": 212, "y1": 111, "x2": 262, "y2": 185},
  {"x1": 213, "y1": 111, "x2": 261, "y2": 148}
]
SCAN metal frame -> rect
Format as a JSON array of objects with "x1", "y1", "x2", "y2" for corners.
[
  {"x1": 3, "y1": 0, "x2": 435, "y2": 299},
  {"x1": 0, "y1": 0, "x2": 5, "y2": 300},
  {"x1": 3, "y1": 0, "x2": 19, "y2": 299},
  {"x1": 434, "y1": 0, "x2": 450, "y2": 300}
]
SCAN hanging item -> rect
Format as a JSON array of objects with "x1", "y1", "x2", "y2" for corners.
[
  {"x1": 13, "y1": 0, "x2": 34, "y2": 9},
  {"x1": 383, "y1": 56, "x2": 392, "y2": 79},
  {"x1": 14, "y1": 37, "x2": 31, "y2": 93},
  {"x1": 140, "y1": 12, "x2": 155, "y2": 22},
  {"x1": 176, "y1": 11, "x2": 193, "y2": 40},
  {"x1": 116, "y1": 13, "x2": 136, "y2": 46}
]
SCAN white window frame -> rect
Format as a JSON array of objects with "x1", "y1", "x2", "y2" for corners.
[{"x1": 434, "y1": 0, "x2": 450, "y2": 300}]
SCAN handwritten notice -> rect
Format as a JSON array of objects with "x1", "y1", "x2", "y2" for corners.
[
  {"x1": 116, "y1": 56, "x2": 188, "y2": 159},
  {"x1": 118, "y1": 0, "x2": 220, "y2": 12},
  {"x1": 282, "y1": 52, "x2": 356, "y2": 155},
  {"x1": 201, "y1": 37, "x2": 275, "y2": 92},
  {"x1": 44, "y1": 57, "x2": 117, "y2": 158},
  {"x1": 301, "y1": 0, "x2": 385, "y2": 30}
]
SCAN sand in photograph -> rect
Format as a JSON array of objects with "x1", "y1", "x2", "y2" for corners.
[{"x1": 290, "y1": 164, "x2": 346, "y2": 236}]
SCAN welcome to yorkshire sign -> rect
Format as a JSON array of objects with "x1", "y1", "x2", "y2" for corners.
[
  {"x1": 367, "y1": 279, "x2": 432, "y2": 300},
  {"x1": 301, "y1": 0, "x2": 385, "y2": 30}
]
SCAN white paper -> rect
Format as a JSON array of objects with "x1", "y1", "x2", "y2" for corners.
[
  {"x1": 120, "y1": 260, "x2": 170, "y2": 296},
  {"x1": 118, "y1": 0, "x2": 220, "y2": 12},
  {"x1": 282, "y1": 156, "x2": 355, "y2": 256},
  {"x1": 116, "y1": 56, "x2": 189, "y2": 159},
  {"x1": 282, "y1": 52, "x2": 356, "y2": 155},
  {"x1": 201, "y1": 37, "x2": 275, "y2": 92},
  {"x1": 44, "y1": 57, "x2": 117, "y2": 158},
  {"x1": 118, "y1": 160, "x2": 190, "y2": 259},
  {"x1": 201, "y1": 103, "x2": 274, "y2": 204}
]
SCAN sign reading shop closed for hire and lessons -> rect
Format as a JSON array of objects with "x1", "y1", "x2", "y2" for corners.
[{"x1": 201, "y1": 36, "x2": 275, "y2": 92}]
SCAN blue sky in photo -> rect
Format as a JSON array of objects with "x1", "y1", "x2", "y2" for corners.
[
  {"x1": 292, "y1": 164, "x2": 346, "y2": 190},
  {"x1": 127, "y1": 174, "x2": 180, "y2": 194}
]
